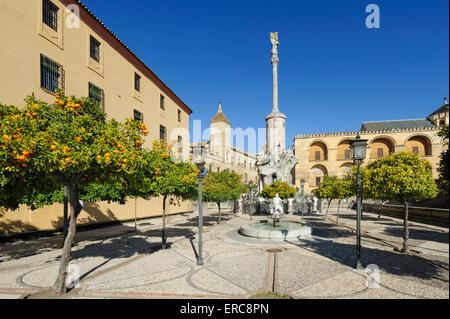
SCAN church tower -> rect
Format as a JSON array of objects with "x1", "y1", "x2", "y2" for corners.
[{"x1": 210, "y1": 101, "x2": 231, "y2": 163}]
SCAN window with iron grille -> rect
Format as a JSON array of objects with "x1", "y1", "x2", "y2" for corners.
[
  {"x1": 160, "y1": 95, "x2": 165, "y2": 110},
  {"x1": 89, "y1": 83, "x2": 104, "y2": 111},
  {"x1": 134, "y1": 73, "x2": 141, "y2": 92},
  {"x1": 316, "y1": 177, "x2": 321, "y2": 186},
  {"x1": 344, "y1": 149, "x2": 351, "y2": 160},
  {"x1": 377, "y1": 148, "x2": 384, "y2": 158},
  {"x1": 178, "y1": 109, "x2": 181, "y2": 122},
  {"x1": 412, "y1": 146, "x2": 419, "y2": 154},
  {"x1": 43, "y1": 0, "x2": 59, "y2": 31},
  {"x1": 40, "y1": 54, "x2": 64, "y2": 94},
  {"x1": 90, "y1": 36, "x2": 101, "y2": 62},
  {"x1": 315, "y1": 151, "x2": 321, "y2": 161},
  {"x1": 160, "y1": 125, "x2": 167, "y2": 142},
  {"x1": 134, "y1": 109, "x2": 143, "y2": 122}
]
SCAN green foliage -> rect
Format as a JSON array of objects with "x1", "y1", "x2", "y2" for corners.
[
  {"x1": 261, "y1": 181, "x2": 297, "y2": 200},
  {"x1": 365, "y1": 151, "x2": 438, "y2": 202},
  {"x1": 0, "y1": 92, "x2": 148, "y2": 210},
  {"x1": 143, "y1": 141, "x2": 198, "y2": 204},
  {"x1": 203, "y1": 169, "x2": 245, "y2": 203},
  {"x1": 437, "y1": 125, "x2": 449, "y2": 198},
  {"x1": 315, "y1": 176, "x2": 338, "y2": 201}
]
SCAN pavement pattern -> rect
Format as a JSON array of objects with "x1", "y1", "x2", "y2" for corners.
[{"x1": 0, "y1": 208, "x2": 448, "y2": 299}]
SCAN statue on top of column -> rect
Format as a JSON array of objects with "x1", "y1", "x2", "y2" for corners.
[{"x1": 270, "y1": 32, "x2": 279, "y2": 64}]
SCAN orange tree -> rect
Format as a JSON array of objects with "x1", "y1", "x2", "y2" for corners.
[
  {"x1": 365, "y1": 152, "x2": 438, "y2": 253},
  {"x1": 203, "y1": 169, "x2": 245, "y2": 223},
  {"x1": 0, "y1": 92, "x2": 149, "y2": 295},
  {"x1": 145, "y1": 141, "x2": 198, "y2": 249},
  {"x1": 262, "y1": 181, "x2": 297, "y2": 200}
]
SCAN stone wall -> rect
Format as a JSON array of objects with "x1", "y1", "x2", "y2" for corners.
[{"x1": 362, "y1": 203, "x2": 449, "y2": 228}]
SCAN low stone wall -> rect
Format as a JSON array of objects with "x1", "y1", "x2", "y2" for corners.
[{"x1": 362, "y1": 202, "x2": 449, "y2": 228}]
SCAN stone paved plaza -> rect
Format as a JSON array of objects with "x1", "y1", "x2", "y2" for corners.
[{"x1": 0, "y1": 208, "x2": 448, "y2": 299}]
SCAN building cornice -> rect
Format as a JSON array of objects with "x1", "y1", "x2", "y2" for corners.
[
  {"x1": 294, "y1": 125, "x2": 439, "y2": 140},
  {"x1": 61, "y1": 0, "x2": 193, "y2": 115}
]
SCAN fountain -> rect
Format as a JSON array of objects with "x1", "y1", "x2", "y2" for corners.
[{"x1": 239, "y1": 194, "x2": 312, "y2": 240}]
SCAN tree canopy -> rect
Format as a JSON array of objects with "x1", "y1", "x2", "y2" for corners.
[
  {"x1": 261, "y1": 181, "x2": 297, "y2": 200},
  {"x1": 365, "y1": 151, "x2": 438, "y2": 203},
  {"x1": 437, "y1": 124, "x2": 449, "y2": 198}
]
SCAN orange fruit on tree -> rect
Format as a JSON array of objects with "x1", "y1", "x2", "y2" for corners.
[{"x1": 50, "y1": 145, "x2": 57, "y2": 150}]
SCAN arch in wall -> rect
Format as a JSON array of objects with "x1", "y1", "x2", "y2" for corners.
[
  {"x1": 369, "y1": 136, "x2": 396, "y2": 159},
  {"x1": 338, "y1": 162, "x2": 354, "y2": 178},
  {"x1": 336, "y1": 139, "x2": 353, "y2": 161},
  {"x1": 309, "y1": 141, "x2": 328, "y2": 161},
  {"x1": 309, "y1": 164, "x2": 328, "y2": 188},
  {"x1": 404, "y1": 134, "x2": 432, "y2": 156}
]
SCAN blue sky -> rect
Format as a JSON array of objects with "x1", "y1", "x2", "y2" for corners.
[{"x1": 81, "y1": 0, "x2": 449, "y2": 148}]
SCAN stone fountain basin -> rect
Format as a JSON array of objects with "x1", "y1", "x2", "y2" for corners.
[{"x1": 239, "y1": 220, "x2": 312, "y2": 240}]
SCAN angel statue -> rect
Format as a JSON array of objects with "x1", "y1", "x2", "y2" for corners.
[{"x1": 270, "y1": 32, "x2": 279, "y2": 54}]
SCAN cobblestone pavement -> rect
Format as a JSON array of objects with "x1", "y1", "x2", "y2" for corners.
[{"x1": 0, "y1": 208, "x2": 448, "y2": 299}]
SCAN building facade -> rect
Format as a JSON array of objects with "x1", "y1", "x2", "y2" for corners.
[
  {"x1": 293, "y1": 100, "x2": 449, "y2": 194},
  {"x1": 191, "y1": 102, "x2": 258, "y2": 184},
  {"x1": 0, "y1": 0, "x2": 193, "y2": 235}
]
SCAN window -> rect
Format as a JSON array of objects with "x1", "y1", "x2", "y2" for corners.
[
  {"x1": 315, "y1": 151, "x2": 321, "y2": 161},
  {"x1": 88, "y1": 83, "x2": 104, "y2": 111},
  {"x1": 217, "y1": 167, "x2": 220, "y2": 172},
  {"x1": 160, "y1": 125, "x2": 167, "y2": 142},
  {"x1": 377, "y1": 148, "x2": 384, "y2": 158},
  {"x1": 133, "y1": 109, "x2": 143, "y2": 122},
  {"x1": 440, "y1": 120, "x2": 445, "y2": 127},
  {"x1": 90, "y1": 36, "x2": 101, "y2": 62},
  {"x1": 344, "y1": 150, "x2": 351, "y2": 160},
  {"x1": 412, "y1": 146, "x2": 419, "y2": 154},
  {"x1": 43, "y1": 0, "x2": 58, "y2": 31},
  {"x1": 316, "y1": 177, "x2": 321, "y2": 186},
  {"x1": 178, "y1": 109, "x2": 182, "y2": 122},
  {"x1": 134, "y1": 73, "x2": 141, "y2": 92},
  {"x1": 160, "y1": 95, "x2": 165, "y2": 110},
  {"x1": 40, "y1": 54, "x2": 64, "y2": 94}
]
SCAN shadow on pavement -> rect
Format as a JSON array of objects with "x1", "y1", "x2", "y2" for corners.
[{"x1": 286, "y1": 236, "x2": 448, "y2": 284}]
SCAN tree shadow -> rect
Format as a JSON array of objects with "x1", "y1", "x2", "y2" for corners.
[
  {"x1": 176, "y1": 213, "x2": 231, "y2": 227},
  {"x1": 334, "y1": 213, "x2": 390, "y2": 222},
  {"x1": 383, "y1": 227, "x2": 449, "y2": 244},
  {"x1": 301, "y1": 219, "x2": 355, "y2": 239},
  {"x1": 286, "y1": 236, "x2": 448, "y2": 283}
]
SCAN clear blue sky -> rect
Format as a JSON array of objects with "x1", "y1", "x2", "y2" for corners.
[{"x1": 81, "y1": 0, "x2": 449, "y2": 148}]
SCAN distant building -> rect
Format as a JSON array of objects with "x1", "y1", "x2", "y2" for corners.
[
  {"x1": 191, "y1": 102, "x2": 258, "y2": 184},
  {"x1": 293, "y1": 99, "x2": 449, "y2": 194}
]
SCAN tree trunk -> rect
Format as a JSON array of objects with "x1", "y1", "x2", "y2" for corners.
[
  {"x1": 325, "y1": 199, "x2": 332, "y2": 218},
  {"x1": 378, "y1": 200, "x2": 383, "y2": 219},
  {"x1": 402, "y1": 200, "x2": 409, "y2": 253},
  {"x1": 54, "y1": 182, "x2": 82, "y2": 295},
  {"x1": 162, "y1": 195, "x2": 167, "y2": 249},
  {"x1": 337, "y1": 199, "x2": 341, "y2": 223},
  {"x1": 217, "y1": 202, "x2": 221, "y2": 224}
]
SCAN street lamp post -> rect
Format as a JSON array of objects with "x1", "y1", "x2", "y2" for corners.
[
  {"x1": 350, "y1": 134, "x2": 368, "y2": 270},
  {"x1": 249, "y1": 181, "x2": 254, "y2": 221},
  {"x1": 300, "y1": 178, "x2": 305, "y2": 218},
  {"x1": 193, "y1": 144, "x2": 208, "y2": 266}
]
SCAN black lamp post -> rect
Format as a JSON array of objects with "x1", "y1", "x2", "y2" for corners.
[
  {"x1": 249, "y1": 181, "x2": 254, "y2": 221},
  {"x1": 350, "y1": 134, "x2": 368, "y2": 270},
  {"x1": 193, "y1": 144, "x2": 208, "y2": 266},
  {"x1": 300, "y1": 178, "x2": 305, "y2": 218}
]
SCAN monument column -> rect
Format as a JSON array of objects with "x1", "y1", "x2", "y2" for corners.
[{"x1": 266, "y1": 32, "x2": 286, "y2": 154}]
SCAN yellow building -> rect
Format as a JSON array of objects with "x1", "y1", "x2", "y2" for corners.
[
  {"x1": 0, "y1": 0, "x2": 193, "y2": 235},
  {"x1": 293, "y1": 99, "x2": 449, "y2": 194}
]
